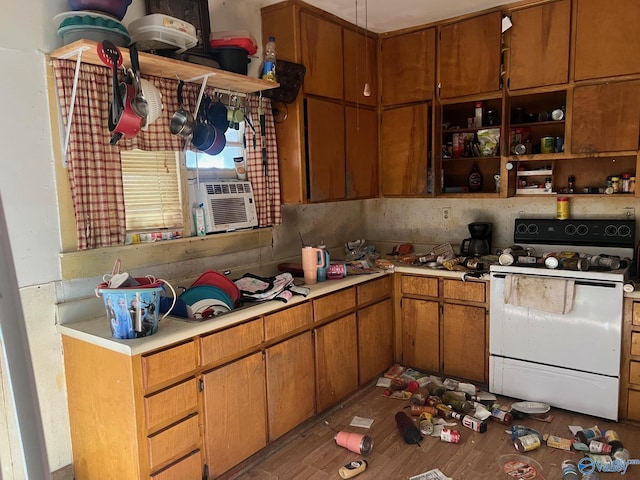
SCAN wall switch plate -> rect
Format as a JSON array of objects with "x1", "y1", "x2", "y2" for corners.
[{"x1": 624, "y1": 207, "x2": 635, "y2": 218}]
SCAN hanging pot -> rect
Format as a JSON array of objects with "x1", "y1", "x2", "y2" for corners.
[
  {"x1": 170, "y1": 80, "x2": 195, "y2": 137},
  {"x1": 110, "y1": 80, "x2": 144, "y2": 145}
]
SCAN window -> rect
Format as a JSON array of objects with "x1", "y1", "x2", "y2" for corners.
[
  {"x1": 120, "y1": 150, "x2": 183, "y2": 231},
  {"x1": 185, "y1": 123, "x2": 245, "y2": 170}
]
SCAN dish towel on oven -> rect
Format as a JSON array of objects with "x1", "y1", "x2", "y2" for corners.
[{"x1": 504, "y1": 274, "x2": 575, "y2": 314}]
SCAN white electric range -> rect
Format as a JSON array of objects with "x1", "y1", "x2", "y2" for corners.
[{"x1": 489, "y1": 218, "x2": 635, "y2": 420}]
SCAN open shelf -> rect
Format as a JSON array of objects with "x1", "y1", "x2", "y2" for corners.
[{"x1": 49, "y1": 39, "x2": 279, "y2": 94}]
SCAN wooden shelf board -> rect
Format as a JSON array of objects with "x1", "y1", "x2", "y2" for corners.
[
  {"x1": 508, "y1": 151, "x2": 638, "y2": 161},
  {"x1": 517, "y1": 170, "x2": 553, "y2": 176},
  {"x1": 49, "y1": 40, "x2": 279, "y2": 94}
]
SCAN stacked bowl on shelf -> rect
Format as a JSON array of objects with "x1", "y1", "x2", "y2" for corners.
[{"x1": 56, "y1": 0, "x2": 133, "y2": 47}]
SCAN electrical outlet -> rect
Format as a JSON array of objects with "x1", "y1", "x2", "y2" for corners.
[
  {"x1": 442, "y1": 207, "x2": 451, "y2": 220},
  {"x1": 624, "y1": 207, "x2": 635, "y2": 218}
]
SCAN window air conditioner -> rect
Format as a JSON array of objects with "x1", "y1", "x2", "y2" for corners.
[{"x1": 198, "y1": 181, "x2": 258, "y2": 233}]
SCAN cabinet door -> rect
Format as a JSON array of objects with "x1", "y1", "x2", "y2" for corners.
[
  {"x1": 439, "y1": 12, "x2": 502, "y2": 98},
  {"x1": 358, "y1": 299, "x2": 393, "y2": 385},
  {"x1": 508, "y1": 0, "x2": 570, "y2": 90},
  {"x1": 266, "y1": 332, "x2": 315, "y2": 441},
  {"x1": 442, "y1": 303, "x2": 486, "y2": 383},
  {"x1": 301, "y1": 12, "x2": 343, "y2": 99},
  {"x1": 572, "y1": 81, "x2": 640, "y2": 153},
  {"x1": 202, "y1": 353, "x2": 267, "y2": 477},
  {"x1": 574, "y1": 0, "x2": 640, "y2": 80},
  {"x1": 306, "y1": 97, "x2": 346, "y2": 201},
  {"x1": 346, "y1": 106, "x2": 378, "y2": 199},
  {"x1": 344, "y1": 28, "x2": 377, "y2": 106},
  {"x1": 315, "y1": 314, "x2": 358, "y2": 412},
  {"x1": 382, "y1": 28, "x2": 435, "y2": 105},
  {"x1": 401, "y1": 298, "x2": 439, "y2": 372},
  {"x1": 381, "y1": 103, "x2": 429, "y2": 196}
]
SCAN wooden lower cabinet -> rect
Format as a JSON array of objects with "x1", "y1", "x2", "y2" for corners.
[
  {"x1": 358, "y1": 299, "x2": 393, "y2": 384},
  {"x1": 202, "y1": 352, "x2": 267, "y2": 478},
  {"x1": 315, "y1": 314, "x2": 359, "y2": 412},
  {"x1": 399, "y1": 274, "x2": 489, "y2": 385},
  {"x1": 402, "y1": 298, "x2": 440, "y2": 373},
  {"x1": 63, "y1": 278, "x2": 395, "y2": 478},
  {"x1": 265, "y1": 332, "x2": 315, "y2": 441},
  {"x1": 620, "y1": 298, "x2": 640, "y2": 421},
  {"x1": 442, "y1": 303, "x2": 487, "y2": 383}
]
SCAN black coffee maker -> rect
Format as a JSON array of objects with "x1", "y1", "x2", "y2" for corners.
[{"x1": 460, "y1": 222, "x2": 493, "y2": 257}]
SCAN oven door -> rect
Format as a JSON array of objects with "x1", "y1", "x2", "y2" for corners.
[{"x1": 489, "y1": 272, "x2": 623, "y2": 377}]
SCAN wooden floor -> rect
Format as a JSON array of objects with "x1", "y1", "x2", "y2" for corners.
[{"x1": 228, "y1": 382, "x2": 640, "y2": 479}]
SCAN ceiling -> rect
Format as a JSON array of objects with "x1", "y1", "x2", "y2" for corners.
[{"x1": 254, "y1": 0, "x2": 521, "y2": 33}]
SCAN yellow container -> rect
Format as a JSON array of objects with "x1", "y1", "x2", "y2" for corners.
[
  {"x1": 540, "y1": 136, "x2": 554, "y2": 154},
  {"x1": 557, "y1": 197, "x2": 570, "y2": 220}
]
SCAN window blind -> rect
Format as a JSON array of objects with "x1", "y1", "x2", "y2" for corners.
[{"x1": 120, "y1": 150, "x2": 183, "y2": 231}]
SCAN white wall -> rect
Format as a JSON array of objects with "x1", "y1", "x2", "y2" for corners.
[{"x1": 1, "y1": 0, "x2": 640, "y2": 478}]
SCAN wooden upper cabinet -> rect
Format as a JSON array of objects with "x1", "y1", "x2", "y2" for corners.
[
  {"x1": 574, "y1": 0, "x2": 640, "y2": 81},
  {"x1": 382, "y1": 28, "x2": 435, "y2": 105},
  {"x1": 572, "y1": 80, "x2": 640, "y2": 153},
  {"x1": 301, "y1": 12, "x2": 344, "y2": 99},
  {"x1": 261, "y1": 3, "x2": 299, "y2": 63},
  {"x1": 508, "y1": 0, "x2": 570, "y2": 90},
  {"x1": 306, "y1": 97, "x2": 346, "y2": 201},
  {"x1": 439, "y1": 12, "x2": 502, "y2": 98},
  {"x1": 344, "y1": 29, "x2": 377, "y2": 106},
  {"x1": 381, "y1": 103, "x2": 429, "y2": 196},
  {"x1": 346, "y1": 106, "x2": 378, "y2": 199}
]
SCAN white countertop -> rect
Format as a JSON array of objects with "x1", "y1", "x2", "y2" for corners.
[{"x1": 58, "y1": 272, "x2": 391, "y2": 356}]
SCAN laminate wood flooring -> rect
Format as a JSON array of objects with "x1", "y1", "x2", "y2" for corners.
[{"x1": 227, "y1": 382, "x2": 640, "y2": 479}]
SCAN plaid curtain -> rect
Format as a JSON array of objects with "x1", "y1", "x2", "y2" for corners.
[
  {"x1": 245, "y1": 95, "x2": 282, "y2": 227},
  {"x1": 52, "y1": 58, "x2": 281, "y2": 249}
]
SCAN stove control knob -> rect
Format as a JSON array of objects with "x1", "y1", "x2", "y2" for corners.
[{"x1": 576, "y1": 224, "x2": 588, "y2": 235}]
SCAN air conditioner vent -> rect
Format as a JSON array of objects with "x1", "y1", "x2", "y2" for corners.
[{"x1": 198, "y1": 181, "x2": 258, "y2": 232}]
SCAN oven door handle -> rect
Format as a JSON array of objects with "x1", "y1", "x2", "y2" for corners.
[{"x1": 492, "y1": 273, "x2": 618, "y2": 289}]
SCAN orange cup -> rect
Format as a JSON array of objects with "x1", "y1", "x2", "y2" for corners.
[{"x1": 334, "y1": 431, "x2": 373, "y2": 455}]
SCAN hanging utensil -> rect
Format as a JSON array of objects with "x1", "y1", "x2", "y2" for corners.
[
  {"x1": 99, "y1": 40, "x2": 124, "y2": 132},
  {"x1": 259, "y1": 95, "x2": 268, "y2": 176},
  {"x1": 129, "y1": 43, "x2": 148, "y2": 121}
]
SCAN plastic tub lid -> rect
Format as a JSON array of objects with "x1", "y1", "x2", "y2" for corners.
[
  {"x1": 209, "y1": 30, "x2": 257, "y2": 55},
  {"x1": 128, "y1": 13, "x2": 196, "y2": 37}
]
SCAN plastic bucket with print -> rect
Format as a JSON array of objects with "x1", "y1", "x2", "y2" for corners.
[{"x1": 97, "y1": 281, "x2": 175, "y2": 339}]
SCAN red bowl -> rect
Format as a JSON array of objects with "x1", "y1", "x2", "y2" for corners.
[{"x1": 67, "y1": 0, "x2": 132, "y2": 20}]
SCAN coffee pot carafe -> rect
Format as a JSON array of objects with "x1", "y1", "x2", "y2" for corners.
[{"x1": 460, "y1": 222, "x2": 492, "y2": 257}]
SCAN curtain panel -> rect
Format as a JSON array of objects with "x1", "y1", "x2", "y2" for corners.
[{"x1": 52, "y1": 58, "x2": 281, "y2": 249}]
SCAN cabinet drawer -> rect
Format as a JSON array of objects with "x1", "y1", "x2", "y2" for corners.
[
  {"x1": 145, "y1": 378, "x2": 199, "y2": 432},
  {"x1": 632, "y1": 332, "x2": 640, "y2": 356},
  {"x1": 150, "y1": 450, "x2": 202, "y2": 480},
  {"x1": 142, "y1": 341, "x2": 198, "y2": 391},
  {"x1": 442, "y1": 279, "x2": 486, "y2": 303},
  {"x1": 201, "y1": 318, "x2": 263, "y2": 365},
  {"x1": 358, "y1": 276, "x2": 391, "y2": 305},
  {"x1": 313, "y1": 288, "x2": 356, "y2": 322},
  {"x1": 630, "y1": 361, "x2": 640, "y2": 386},
  {"x1": 264, "y1": 303, "x2": 312, "y2": 341},
  {"x1": 633, "y1": 302, "x2": 640, "y2": 326},
  {"x1": 401, "y1": 275, "x2": 438, "y2": 297},
  {"x1": 148, "y1": 415, "x2": 200, "y2": 470},
  {"x1": 628, "y1": 389, "x2": 640, "y2": 422}
]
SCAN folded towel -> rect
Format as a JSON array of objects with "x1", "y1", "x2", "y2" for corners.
[{"x1": 504, "y1": 274, "x2": 575, "y2": 314}]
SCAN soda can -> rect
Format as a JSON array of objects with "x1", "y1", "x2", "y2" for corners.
[
  {"x1": 589, "y1": 440, "x2": 612, "y2": 454},
  {"x1": 613, "y1": 448, "x2": 630, "y2": 461},
  {"x1": 575, "y1": 426, "x2": 600, "y2": 444},
  {"x1": 604, "y1": 429, "x2": 624, "y2": 451},
  {"x1": 440, "y1": 428, "x2": 460, "y2": 443}
]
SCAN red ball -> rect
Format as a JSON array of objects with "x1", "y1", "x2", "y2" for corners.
[{"x1": 407, "y1": 381, "x2": 419, "y2": 393}]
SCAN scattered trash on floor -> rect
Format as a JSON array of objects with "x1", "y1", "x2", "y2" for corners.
[
  {"x1": 349, "y1": 416, "x2": 374, "y2": 429},
  {"x1": 377, "y1": 363, "x2": 635, "y2": 479}
]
